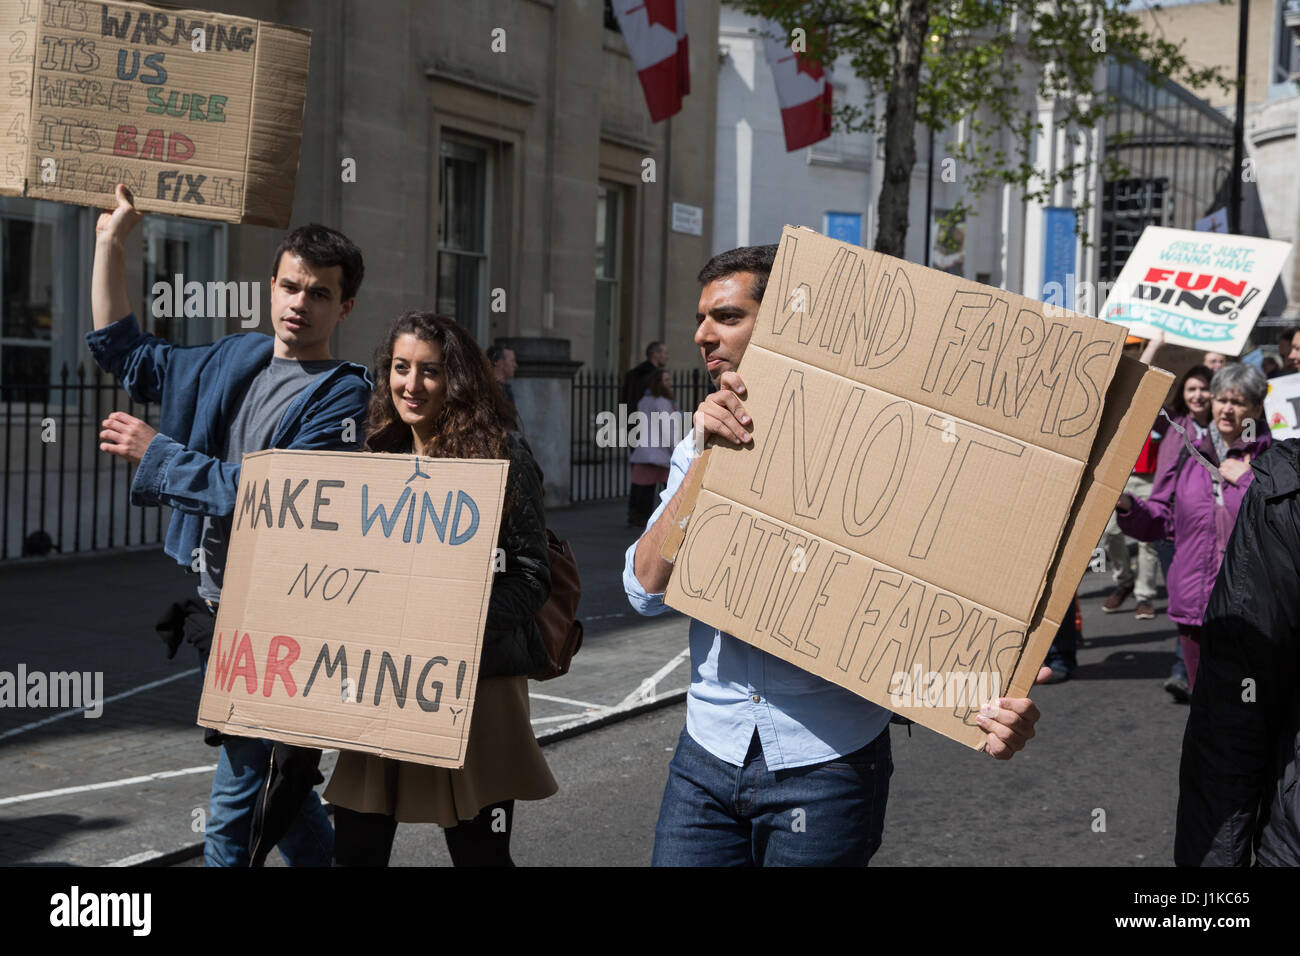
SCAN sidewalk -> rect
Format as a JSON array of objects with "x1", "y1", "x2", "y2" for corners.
[{"x1": 0, "y1": 496, "x2": 692, "y2": 866}]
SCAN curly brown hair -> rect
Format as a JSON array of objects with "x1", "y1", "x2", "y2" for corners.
[{"x1": 365, "y1": 311, "x2": 516, "y2": 460}]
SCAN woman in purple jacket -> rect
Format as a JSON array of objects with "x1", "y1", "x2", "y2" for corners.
[{"x1": 1116, "y1": 363, "x2": 1270, "y2": 691}]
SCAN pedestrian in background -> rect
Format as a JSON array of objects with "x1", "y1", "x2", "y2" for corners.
[
  {"x1": 487, "y1": 344, "x2": 520, "y2": 427},
  {"x1": 1278, "y1": 327, "x2": 1300, "y2": 374},
  {"x1": 1116, "y1": 363, "x2": 1271, "y2": 692},
  {"x1": 1100, "y1": 336, "x2": 1162, "y2": 621},
  {"x1": 624, "y1": 341, "x2": 668, "y2": 524},
  {"x1": 1152, "y1": 364, "x2": 1213, "y2": 702},
  {"x1": 628, "y1": 369, "x2": 681, "y2": 528},
  {"x1": 623, "y1": 340, "x2": 668, "y2": 412}
]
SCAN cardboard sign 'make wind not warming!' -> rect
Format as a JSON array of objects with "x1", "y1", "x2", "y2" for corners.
[{"x1": 197, "y1": 450, "x2": 509, "y2": 769}]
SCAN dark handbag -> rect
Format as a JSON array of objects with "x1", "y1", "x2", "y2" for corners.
[{"x1": 531, "y1": 528, "x2": 583, "y2": 680}]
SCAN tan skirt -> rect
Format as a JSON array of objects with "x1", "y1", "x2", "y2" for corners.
[{"x1": 324, "y1": 676, "x2": 558, "y2": 827}]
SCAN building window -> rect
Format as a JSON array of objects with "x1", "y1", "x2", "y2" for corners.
[
  {"x1": 594, "y1": 182, "x2": 622, "y2": 373},
  {"x1": 604, "y1": 0, "x2": 621, "y2": 32},
  {"x1": 0, "y1": 198, "x2": 80, "y2": 403},
  {"x1": 436, "y1": 137, "x2": 490, "y2": 339},
  {"x1": 1275, "y1": 0, "x2": 1299, "y2": 84},
  {"x1": 142, "y1": 218, "x2": 226, "y2": 346},
  {"x1": 1100, "y1": 177, "x2": 1169, "y2": 283}
]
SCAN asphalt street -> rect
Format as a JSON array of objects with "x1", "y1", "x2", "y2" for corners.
[
  {"x1": 1, "y1": 495, "x2": 1192, "y2": 867},
  {"x1": 223, "y1": 573, "x2": 1192, "y2": 867}
]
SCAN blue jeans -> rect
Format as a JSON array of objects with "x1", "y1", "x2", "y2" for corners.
[
  {"x1": 1153, "y1": 539, "x2": 1187, "y2": 681},
  {"x1": 197, "y1": 641, "x2": 333, "y2": 867},
  {"x1": 652, "y1": 726, "x2": 892, "y2": 866},
  {"x1": 204, "y1": 735, "x2": 334, "y2": 867}
]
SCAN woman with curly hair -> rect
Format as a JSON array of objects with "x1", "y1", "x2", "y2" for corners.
[{"x1": 326, "y1": 311, "x2": 556, "y2": 866}]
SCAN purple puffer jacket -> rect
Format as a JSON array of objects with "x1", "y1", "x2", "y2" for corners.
[
  {"x1": 1118, "y1": 427, "x2": 1272, "y2": 628},
  {"x1": 1153, "y1": 410, "x2": 1210, "y2": 479}
]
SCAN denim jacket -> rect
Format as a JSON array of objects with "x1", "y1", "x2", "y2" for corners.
[{"x1": 85, "y1": 313, "x2": 373, "y2": 567}]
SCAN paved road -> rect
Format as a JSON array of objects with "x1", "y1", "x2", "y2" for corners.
[
  {"x1": 1, "y1": 499, "x2": 1191, "y2": 866},
  {"x1": 0, "y1": 498, "x2": 690, "y2": 866},
  {"x1": 228, "y1": 575, "x2": 1191, "y2": 868}
]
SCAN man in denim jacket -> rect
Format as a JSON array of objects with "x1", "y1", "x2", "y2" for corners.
[{"x1": 86, "y1": 185, "x2": 372, "y2": 866}]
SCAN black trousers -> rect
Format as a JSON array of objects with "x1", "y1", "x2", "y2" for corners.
[
  {"x1": 333, "y1": 800, "x2": 516, "y2": 867},
  {"x1": 627, "y1": 482, "x2": 660, "y2": 524}
]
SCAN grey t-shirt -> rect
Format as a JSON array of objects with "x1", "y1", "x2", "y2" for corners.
[{"x1": 197, "y1": 358, "x2": 343, "y2": 601}]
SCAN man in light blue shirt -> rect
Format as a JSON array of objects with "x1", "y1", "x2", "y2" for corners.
[{"x1": 625, "y1": 245, "x2": 1045, "y2": 866}]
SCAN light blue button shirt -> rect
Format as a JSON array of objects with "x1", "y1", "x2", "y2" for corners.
[{"x1": 622, "y1": 430, "x2": 892, "y2": 771}]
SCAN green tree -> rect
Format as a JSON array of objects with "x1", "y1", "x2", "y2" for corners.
[{"x1": 728, "y1": 0, "x2": 1232, "y2": 258}]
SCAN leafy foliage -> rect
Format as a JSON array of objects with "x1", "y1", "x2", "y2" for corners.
[{"x1": 728, "y1": 0, "x2": 1234, "y2": 253}]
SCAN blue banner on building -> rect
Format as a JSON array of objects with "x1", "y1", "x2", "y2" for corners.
[
  {"x1": 1041, "y1": 207, "x2": 1077, "y2": 304},
  {"x1": 825, "y1": 212, "x2": 862, "y2": 246}
]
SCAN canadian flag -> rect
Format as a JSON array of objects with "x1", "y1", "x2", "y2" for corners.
[
  {"x1": 612, "y1": 0, "x2": 690, "y2": 122},
  {"x1": 761, "y1": 20, "x2": 832, "y2": 151}
]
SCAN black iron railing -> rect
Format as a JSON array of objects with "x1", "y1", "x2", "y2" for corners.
[
  {"x1": 2, "y1": 364, "x2": 167, "y2": 560},
  {"x1": 569, "y1": 367, "x2": 712, "y2": 503}
]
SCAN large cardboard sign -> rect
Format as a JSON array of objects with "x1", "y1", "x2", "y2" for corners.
[
  {"x1": 663, "y1": 226, "x2": 1171, "y2": 748},
  {"x1": 1099, "y1": 226, "x2": 1291, "y2": 356},
  {"x1": 197, "y1": 450, "x2": 509, "y2": 769},
  {"x1": 1265, "y1": 372, "x2": 1300, "y2": 441},
  {"x1": 0, "y1": 0, "x2": 309, "y2": 227}
]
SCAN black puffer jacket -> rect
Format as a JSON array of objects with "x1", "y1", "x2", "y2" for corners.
[
  {"x1": 1175, "y1": 438, "x2": 1300, "y2": 866},
  {"x1": 479, "y1": 432, "x2": 552, "y2": 678}
]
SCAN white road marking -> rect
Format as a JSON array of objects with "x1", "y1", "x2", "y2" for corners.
[
  {"x1": 0, "y1": 653, "x2": 694, "y2": 807},
  {"x1": 106, "y1": 850, "x2": 167, "y2": 867},
  {"x1": 0, "y1": 765, "x2": 217, "y2": 807},
  {"x1": 618, "y1": 648, "x2": 691, "y2": 708},
  {"x1": 529, "y1": 692, "x2": 601, "y2": 709},
  {"x1": 528, "y1": 650, "x2": 692, "y2": 731},
  {"x1": 0, "y1": 668, "x2": 201, "y2": 743},
  {"x1": 530, "y1": 714, "x2": 596, "y2": 725}
]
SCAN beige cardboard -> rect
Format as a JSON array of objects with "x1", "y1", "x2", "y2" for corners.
[
  {"x1": 0, "y1": 0, "x2": 308, "y2": 227},
  {"x1": 1007, "y1": 357, "x2": 1173, "y2": 698},
  {"x1": 0, "y1": 1, "x2": 37, "y2": 193},
  {"x1": 196, "y1": 449, "x2": 509, "y2": 769},
  {"x1": 664, "y1": 226, "x2": 1150, "y2": 749},
  {"x1": 1265, "y1": 372, "x2": 1300, "y2": 440},
  {"x1": 659, "y1": 446, "x2": 710, "y2": 563}
]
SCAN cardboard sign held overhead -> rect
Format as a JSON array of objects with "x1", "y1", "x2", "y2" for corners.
[
  {"x1": 663, "y1": 226, "x2": 1171, "y2": 749},
  {"x1": 0, "y1": 0, "x2": 310, "y2": 227},
  {"x1": 197, "y1": 450, "x2": 509, "y2": 769},
  {"x1": 1099, "y1": 226, "x2": 1292, "y2": 356},
  {"x1": 1265, "y1": 372, "x2": 1300, "y2": 441}
]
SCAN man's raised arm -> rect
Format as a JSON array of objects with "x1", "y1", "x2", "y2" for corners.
[
  {"x1": 92, "y1": 184, "x2": 142, "y2": 331},
  {"x1": 630, "y1": 370, "x2": 753, "y2": 597},
  {"x1": 632, "y1": 455, "x2": 702, "y2": 595}
]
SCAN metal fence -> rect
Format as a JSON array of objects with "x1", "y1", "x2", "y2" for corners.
[
  {"x1": 2, "y1": 365, "x2": 168, "y2": 560},
  {"x1": 3, "y1": 362, "x2": 714, "y2": 556},
  {"x1": 570, "y1": 367, "x2": 712, "y2": 503}
]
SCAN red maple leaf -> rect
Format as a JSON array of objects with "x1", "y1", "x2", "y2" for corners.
[
  {"x1": 631, "y1": 0, "x2": 677, "y2": 32},
  {"x1": 794, "y1": 51, "x2": 824, "y2": 81}
]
